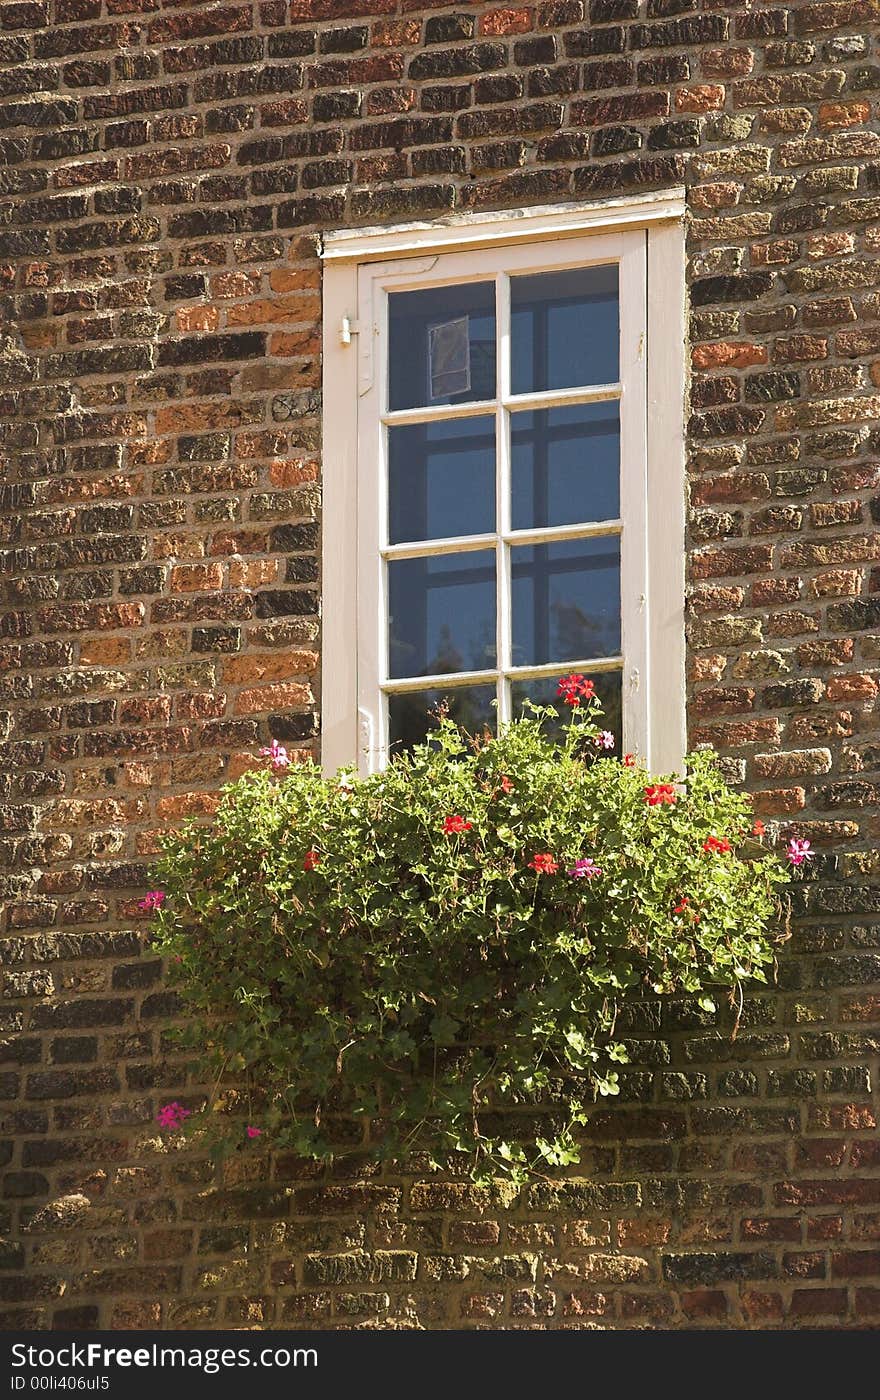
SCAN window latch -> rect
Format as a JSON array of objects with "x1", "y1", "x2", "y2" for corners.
[{"x1": 340, "y1": 316, "x2": 360, "y2": 346}]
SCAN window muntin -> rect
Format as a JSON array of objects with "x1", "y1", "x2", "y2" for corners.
[{"x1": 357, "y1": 231, "x2": 648, "y2": 763}]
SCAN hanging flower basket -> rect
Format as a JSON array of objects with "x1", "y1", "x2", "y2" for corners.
[{"x1": 147, "y1": 679, "x2": 795, "y2": 1183}]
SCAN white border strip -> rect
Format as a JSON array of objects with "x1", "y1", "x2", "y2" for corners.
[{"x1": 321, "y1": 190, "x2": 687, "y2": 263}]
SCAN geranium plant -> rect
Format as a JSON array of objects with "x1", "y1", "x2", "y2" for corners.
[{"x1": 148, "y1": 680, "x2": 792, "y2": 1183}]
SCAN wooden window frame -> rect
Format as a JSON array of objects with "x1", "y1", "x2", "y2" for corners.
[{"x1": 321, "y1": 191, "x2": 687, "y2": 777}]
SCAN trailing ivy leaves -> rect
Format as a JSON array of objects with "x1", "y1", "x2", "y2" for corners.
[{"x1": 150, "y1": 693, "x2": 790, "y2": 1184}]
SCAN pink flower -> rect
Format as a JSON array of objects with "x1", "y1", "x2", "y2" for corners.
[
  {"x1": 156, "y1": 1101, "x2": 190, "y2": 1131},
  {"x1": 567, "y1": 858, "x2": 602, "y2": 880},
  {"x1": 259, "y1": 738, "x2": 290, "y2": 770},
  {"x1": 246, "y1": 1126, "x2": 262, "y2": 1139},
  {"x1": 787, "y1": 837, "x2": 813, "y2": 867},
  {"x1": 595, "y1": 731, "x2": 615, "y2": 750},
  {"x1": 138, "y1": 890, "x2": 165, "y2": 913},
  {"x1": 443, "y1": 814, "x2": 472, "y2": 835}
]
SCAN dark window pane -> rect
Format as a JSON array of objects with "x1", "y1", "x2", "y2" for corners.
[
  {"x1": 389, "y1": 684, "x2": 497, "y2": 755},
  {"x1": 511, "y1": 670, "x2": 622, "y2": 749},
  {"x1": 511, "y1": 265, "x2": 619, "y2": 395},
  {"x1": 511, "y1": 538, "x2": 621, "y2": 666},
  {"x1": 389, "y1": 282, "x2": 496, "y2": 411},
  {"x1": 388, "y1": 550, "x2": 496, "y2": 680},
  {"x1": 389, "y1": 416, "x2": 495, "y2": 545},
  {"x1": 510, "y1": 402, "x2": 620, "y2": 531}
]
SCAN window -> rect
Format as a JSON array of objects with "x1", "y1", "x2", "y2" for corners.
[{"x1": 321, "y1": 194, "x2": 686, "y2": 777}]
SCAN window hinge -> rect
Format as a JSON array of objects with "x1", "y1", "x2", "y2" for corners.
[{"x1": 340, "y1": 316, "x2": 360, "y2": 346}]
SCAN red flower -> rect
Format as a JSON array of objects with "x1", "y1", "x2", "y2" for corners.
[
  {"x1": 528, "y1": 853, "x2": 558, "y2": 875},
  {"x1": 443, "y1": 814, "x2": 472, "y2": 835},
  {"x1": 500, "y1": 775, "x2": 513, "y2": 794},
  {"x1": 623, "y1": 753, "x2": 636, "y2": 767},
  {"x1": 752, "y1": 819, "x2": 766, "y2": 838},
  {"x1": 644, "y1": 783, "x2": 676, "y2": 806},
  {"x1": 702, "y1": 835, "x2": 731, "y2": 855},
  {"x1": 303, "y1": 849, "x2": 321, "y2": 871},
  {"x1": 556, "y1": 674, "x2": 595, "y2": 708},
  {"x1": 673, "y1": 897, "x2": 689, "y2": 914}
]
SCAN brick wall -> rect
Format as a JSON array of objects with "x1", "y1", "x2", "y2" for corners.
[{"x1": 2, "y1": 0, "x2": 880, "y2": 1331}]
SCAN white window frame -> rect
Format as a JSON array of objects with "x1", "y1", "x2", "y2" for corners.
[{"x1": 320, "y1": 191, "x2": 687, "y2": 778}]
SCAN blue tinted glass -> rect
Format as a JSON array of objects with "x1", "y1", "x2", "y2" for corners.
[
  {"x1": 511, "y1": 671, "x2": 622, "y2": 749},
  {"x1": 389, "y1": 282, "x2": 496, "y2": 411},
  {"x1": 511, "y1": 265, "x2": 619, "y2": 394},
  {"x1": 389, "y1": 684, "x2": 497, "y2": 754},
  {"x1": 511, "y1": 403, "x2": 620, "y2": 531},
  {"x1": 388, "y1": 550, "x2": 496, "y2": 680},
  {"x1": 389, "y1": 417, "x2": 495, "y2": 545},
  {"x1": 511, "y1": 538, "x2": 621, "y2": 666}
]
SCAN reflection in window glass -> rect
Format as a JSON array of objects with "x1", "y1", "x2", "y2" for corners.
[
  {"x1": 511, "y1": 538, "x2": 621, "y2": 667},
  {"x1": 388, "y1": 684, "x2": 497, "y2": 754},
  {"x1": 389, "y1": 282, "x2": 496, "y2": 411},
  {"x1": 511, "y1": 264, "x2": 619, "y2": 395},
  {"x1": 389, "y1": 417, "x2": 495, "y2": 545},
  {"x1": 511, "y1": 670, "x2": 623, "y2": 750},
  {"x1": 388, "y1": 550, "x2": 496, "y2": 680},
  {"x1": 511, "y1": 403, "x2": 620, "y2": 531}
]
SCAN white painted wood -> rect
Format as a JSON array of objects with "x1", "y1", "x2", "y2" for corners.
[
  {"x1": 380, "y1": 668, "x2": 498, "y2": 694},
  {"x1": 320, "y1": 260, "x2": 359, "y2": 776},
  {"x1": 496, "y1": 272, "x2": 512, "y2": 726},
  {"x1": 381, "y1": 399, "x2": 497, "y2": 427},
  {"x1": 322, "y1": 190, "x2": 687, "y2": 263},
  {"x1": 501, "y1": 656, "x2": 623, "y2": 683},
  {"x1": 646, "y1": 218, "x2": 688, "y2": 775},
  {"x1": 618, "y1": 230, "x2": 650, "y2": 765},
  {"x1": 354, "y1": 267, "x2": 385, "y2": 775},
  {"x1": 382, "y1": 533, "x2": 498, "y2": 561}
]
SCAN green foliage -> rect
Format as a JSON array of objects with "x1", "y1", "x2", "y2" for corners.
[{"x1": 150, "y1": 693, "x2": 790, "y2": 1183}]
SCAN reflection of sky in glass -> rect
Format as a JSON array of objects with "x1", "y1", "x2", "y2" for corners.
[
  {"x1": 511, "y1": 538, "x2": 621, "y2": 666},
  {"x1": 389, "y1": 282, "x2": 496, "y2": 411},
  {"x1": 389, "y1": 417, "x2": 495, "y2": 545},
  {"x1": 511, "y1": 403, "x2": 620, "y2": 531},
  {"x1": 511, "y1": 671, "x2": 623, "y2": 749},
  {"x1": 389, "y1": 684, "x2": 497, "y2": 754},
  {"x1": 388, "y1": 550, "x2": 496, "y2": 679},
  {"x1": 511, "y1": 265, "x2": 619, "y2": 395}
]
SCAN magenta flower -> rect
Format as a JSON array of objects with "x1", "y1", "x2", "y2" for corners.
[
  {"x1": 595, "y1": 731, "x2": 615, "y2": 750},
  {"x1": 787, "y1": 837, "x2": 813, "y2": 867},
  {"x1": 156, "y1": 1101, "x2": 190, "y2": 1131},
  {"x1": 567, "y1": 858, "x2": 602, "y2": 880},
  {"x1": 259, "y1": 738, "x2": 290, "y2": 770},
  {"x1": 138, "y1": 890, "x2": 165, "y2": 913},
  {"x1": 246, "y1": 1125, "x2": 262, "y2": 1139}
]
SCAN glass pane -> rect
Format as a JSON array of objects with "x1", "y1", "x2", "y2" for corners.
[
  {"x1": 389, "y1": 416, "x2": 495, "y2": 545},
  {"x1": 389, "y1": 684, "x2": 497, "y2": 754},
  {"x1": 388, "y1": 550, "x2": 496, "y2": 680},
  {"x1": 511, "y1": 538, "x2": 620, "y2": 666},
  {"x1": 389, "y1": 282, "x2": 496, "y2": 411},
  {"x1": 511, "y1": 670, "x2": 622, "y2": 750},
  {"x1": 511, "y1": 265, "x2": 619, "y2": 395},
  {"x1": 511, "y1": 403, "x2": 620, "y2": 531}
]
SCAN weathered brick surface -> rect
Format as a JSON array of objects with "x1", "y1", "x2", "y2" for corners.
[{"x1": 1, "y1": 0, "x2": 880, "y2": 1331}]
